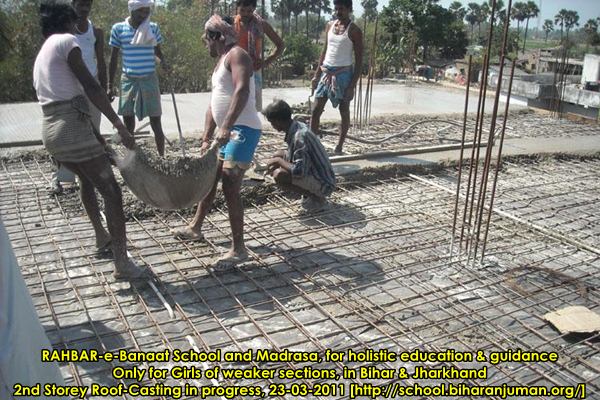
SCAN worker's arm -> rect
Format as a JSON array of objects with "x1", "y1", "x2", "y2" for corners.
[
  {"x1": 311, "y1": 22, "x2": 330, "y2": 93},
  {"x1": 94, "y1": 27, "x2": 108, "y2": 91},
  {"x1": 154, "y1": 45, "x2": 169, "y2": 70},
  {"x1": 261, "y1": 20, "x2": 284, "y2": 68},
  {"x1": 215, "y1": 48, "x2": 253, "y2": 146},
  {"x1": 344, "y1": 23, "x2": 364, "y2": 102},
  {"x1": 266, "y1": 156, "x2": 293, "y2": 174},
  {"x1": 201, "y1": 106, "x2": 217, "y2": 151},
  {"x1": 107, "y1": 46, "x2": 120, "y2": 101},
  {"x1": 68, "y1": 47, "x2": 134, "y2": 149}
]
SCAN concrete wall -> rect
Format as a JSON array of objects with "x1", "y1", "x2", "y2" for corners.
[{"x1": 582, "y1": 54, "x2": 600, "y2": 85}]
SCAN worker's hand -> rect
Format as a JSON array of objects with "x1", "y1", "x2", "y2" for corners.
[
  {"x1": 200, "y1": 140, "x2": 211, "y2": 154},
  {"x1": 266, "y1": 157, "x2": 279, "y2": 173},
  {"x1": 115, "y1": 122, "x2": 135, "y2": 149},
  {"x1": 343, "y1": 86, "x2": 355, "y2": 102},
  {"x1": 215, "y1": 128, "x2": 231, "y2": 147},
  {"x1": 107, "y1": 87, "x2": 116, "y2": 102},
  {"x1": 253, "y1": 59, "x2": 263, "y2": 70}
]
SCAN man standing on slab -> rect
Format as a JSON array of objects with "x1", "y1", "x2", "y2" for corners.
[
  {"x1": 234, "y1": 0, "x2": 285, "y2": 111},
  {"x1": 311, "y1": 0, "x2": 363, "y2": 155},
  {"x1": 171, "y1": 15, "x2": 262, "y2": 269},
  {"x1": 108, "y1": 0, "x2": 167, "y2": 156}
]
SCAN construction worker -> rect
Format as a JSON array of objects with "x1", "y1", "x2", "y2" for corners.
[
  {"x1": 264, "y1": 100, "x2": 336, "y2": 214},
  {"x1": 171, "y1": 15, "x2": 262, "y2": 269},
  {"x1": 310, "y1": 0, "x2": 363, "y2": 155}
]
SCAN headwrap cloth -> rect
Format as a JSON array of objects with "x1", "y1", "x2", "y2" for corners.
[
  {"x1": 127, "y1": 0, "x2": 157, "y2": 46},
  {"x1": 205, "y1": 14, "x2": 238, "y2": 47}
]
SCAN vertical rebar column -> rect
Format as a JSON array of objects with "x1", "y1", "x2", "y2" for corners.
[
  {"x1": 471, "y1": 0, "x2": 514, "y2": 264},
  {"x1": 450, "y1": 55, "x2": 473, "y2": 261},
  {"x1": 481, "y1": 59, "x2": 517, "y2": 259}
]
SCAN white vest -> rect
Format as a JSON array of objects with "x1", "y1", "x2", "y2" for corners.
[
  {"x1": 323, "y1": 20, "x2": 354, "y2": 67},
  {"x1": 75, "y1": 19, "x2": 98, "y2": 77},
  {"x1": 210, "y1": 54, "x2": 262, "y2": 130}
]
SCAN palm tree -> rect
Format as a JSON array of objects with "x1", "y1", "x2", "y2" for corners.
[
  {"x1": 554, "y1": 9, "x2": 568, "y2": 42},
  {"x1": 478, "y1": 2, "x2": 490, "y2": 35},
  {"x1": 486, "y1": 0, "x2": 505, "y2": 25},
  {"x1": 564, "y1": 10, "x2": 579, "y2": 41},
  {"x1": 271, "y1": 0, "x2": 288, "y2": 37},
  {"x1": 316, "y1": 0, "x2": 332, "y2": 42},
  {"x1": 511, "y1": 2, "x2": 527, "y2": 53},
  {"x1": 583, "y1": 19, "x2": 599, "y2": 48},
  {"x1": 522, "y1": 0, "x2": 539, "y2": 54},
  {"x1": 542, "y1": 19, "x2": 553, "y2": 42},
  {"x1": 449, "y1": 1, "x2": 466, "y2": 21},
  {"x1": 361, "y1": 0, "x2": 378, "y2": 23},
  {"x1": 466, "y1": 3, "x2": 480, "y2": 39}
]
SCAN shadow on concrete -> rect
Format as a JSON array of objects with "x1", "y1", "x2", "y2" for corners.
[
  {"x1": 296, "y1": 199, "x2": 368, "y2": 229},
  {"x1": 44, "y1": 320, "x2": 128, "y2": 386}
]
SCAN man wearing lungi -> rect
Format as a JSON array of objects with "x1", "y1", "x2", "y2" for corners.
[
  {"x1": 108, "y1": 0, "x2": 167, "y2": 156},
  {"x1": 171, "y1": 15, "x2": 262, "y2": 269},
  {"x1": 49, "y1": 0, "x2": 108, "y2": 194},
  {"x1": 310, "y1": 0, "x2": 363, "y2": 155},
  {"x1": 33, "y1": 1, "x2": 148, "y2": 280}
]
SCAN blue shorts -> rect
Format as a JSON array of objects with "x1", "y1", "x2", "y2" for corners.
[{"x1": 219, "y1": 125, "x2": 261, "y2": 169}]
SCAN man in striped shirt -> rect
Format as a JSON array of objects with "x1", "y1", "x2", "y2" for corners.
[
  {"x1": 264, "y1": 100, "x2": 336, "y2": 213},
  {"x1": 108, "y1": 0, "x2": 167, "y2": 155}
]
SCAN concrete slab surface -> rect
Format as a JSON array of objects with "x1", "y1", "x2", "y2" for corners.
[{"x1": 0, "y1": 83, "x2": 522, "y2": 146}]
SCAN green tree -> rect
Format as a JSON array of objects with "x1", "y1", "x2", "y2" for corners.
[
  {"x1": 583, "y1": 19, "x2": 600, "y2": 47},
  {"x1": 271, "y1": 0, "x2": 290, "y2": 37},
  {"x1": 466, "y1": 3, "x2": 480, "y2": 38},
  {"x1": 554, "y1": 9, "x2": 568, "y2": 41},
  {"x1": 449, "y1": 1, "x2": 466, "y2": 21},
  {"x1": 361, "y1": 0, "x2": 379, "y2": 23},
  {"x1": 510, "y1": 2, "x2": 527, "y2": 53},
  {"x1": 0, "y1": 9, "x2": 11, "y2": 61},
  {"x1": 0, "y1": 0, "x2": 41, "y2": 102},
  {"x1": 542, "y1": 18, "x2": 553, "y2": 42},
  {"x1": 564, "y1": 10, "x2": 579, "y2": 41},
  {"x1": 522, "y1": 0, "x2": 539, "y2": 53},
  {"x1": 315, "y1": 0, "x2": 331, "y2": 41},
  {"x1": 381, "y1": 0, "x2": 465, "y2": 62},
  {"x1": 280, "y1": 33, "x2": 319, "y2": 75}
]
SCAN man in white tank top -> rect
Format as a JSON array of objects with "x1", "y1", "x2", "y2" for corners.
[
  {"x1": 171, "y1": 15, "x2": 261, "y2": 269},
  {"x1": 311, "y1": 0, "x2": 363, "y2": 155},
  {"x1": 73, "y1": 0, "x2": 107, "y2": 129}
]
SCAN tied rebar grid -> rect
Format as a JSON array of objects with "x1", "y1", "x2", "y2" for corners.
[
  {"x1": 2, "y1": 152, "x2": 600, "y2": 398},
  {"x1": 256, "y1": 113, "x2": 600, "y2": 168},
  {"x1": 449, "y1": 0, "x2": 520, "y2": 266}
]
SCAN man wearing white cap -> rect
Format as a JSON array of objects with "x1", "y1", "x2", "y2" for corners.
[{"x1": 108, "y1": 0, "x2": 167, "y2": 156}]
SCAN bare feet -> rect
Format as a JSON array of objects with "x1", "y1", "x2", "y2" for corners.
[
  {"x1": 113, "y1": 259, "x2": 151, "y2": 280},
  {"x1": 170, "y1": 226, "x2": 205, "y2": 242},
  {"x1": 213, "y1": 249, "x2": 249, "y2": 271},
  {"x1": 96, "y1": 234, "x2": 112, "y2": 255}
]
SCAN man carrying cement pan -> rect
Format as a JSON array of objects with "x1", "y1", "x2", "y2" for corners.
[
  {"x1": 171, "y1": 15, "x2": 262, "y2": 269},
  {"x1": 49, "y1": 0, "x2": 107, "y2": 195},
  {"x1": 310, "y1": 0, "x2": 363, "y2": 155},
  {"x1": 264, "y1": 100, "x2": 336, "y2": 214}
]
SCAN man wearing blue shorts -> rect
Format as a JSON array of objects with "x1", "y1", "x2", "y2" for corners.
[{"x1": 171, "y1": 15, "x2": 261, "y2": 268}]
